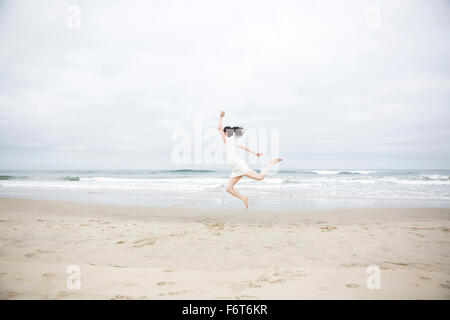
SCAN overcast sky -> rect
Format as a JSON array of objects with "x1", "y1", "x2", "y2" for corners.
[{"x1": 0, "y1": 0, "x2": 449, "y2": 170}]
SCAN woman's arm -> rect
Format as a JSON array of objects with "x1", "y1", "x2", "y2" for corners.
[
  {"x1": 238, "y1": 145, "x2": 263, "y2": 157},
  {"x1": 218, "y1": 111, "x2": 226, "y2": 143}
]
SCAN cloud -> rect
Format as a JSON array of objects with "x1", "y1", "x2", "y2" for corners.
[{"x1": 0, "y1": 0, "x2": 449, "y2": 169}]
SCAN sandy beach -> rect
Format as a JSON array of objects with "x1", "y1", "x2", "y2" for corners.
[{"x1": 0, "y1": 197, "x2": 449, "y2": 299}]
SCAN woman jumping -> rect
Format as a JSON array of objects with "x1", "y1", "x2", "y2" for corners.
[{"x1": 218, "y1": 111, "x2": 283, "y2": 208}]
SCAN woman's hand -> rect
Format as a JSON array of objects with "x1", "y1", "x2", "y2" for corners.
[
  {"x1": 220, "y1": 111, "x2": 225, "y2": 118},
  {"x1": 256, "y1": 153, "x2": 263, "y2": 157}
]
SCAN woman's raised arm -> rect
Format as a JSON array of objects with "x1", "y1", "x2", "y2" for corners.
[{"x1": 217, "y1": 111, "x2": 226, "y2": 143}]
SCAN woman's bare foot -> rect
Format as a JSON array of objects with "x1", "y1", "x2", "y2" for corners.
[
  {"x1": 242, "y1": 196, "x2": 248, "y2": 209},
  {"x1": 270, "y1": 158, "x2": 283, "y2": 165}
]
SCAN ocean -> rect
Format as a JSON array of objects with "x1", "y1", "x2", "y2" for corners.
[{"x1": 0, "y1": 169, "x2": 449, "y2": 209}]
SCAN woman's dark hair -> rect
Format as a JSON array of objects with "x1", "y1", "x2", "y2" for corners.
[
  {"x1": 223, "y1": 126, "x2": 233, "y2": 137},
  {"x1": 223, "y1": 126, "x2": 244, "y2": 137},
  {"x1": 233, "y1": 126, "x2": 244, "y2": 137}
]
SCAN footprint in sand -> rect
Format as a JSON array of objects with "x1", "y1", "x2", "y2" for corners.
[
  {"x1": 256, "y1": 224, "x2": 272, "y2": 229},
  {"x1": 234, "y1": 281, "x2": 262, "y2": 290},
  {"x1": 112, "y1": 295, "x2": 133, "y2": 300},
  {"x1": 320, "y1": 226, "x2": 337, "y2": 232},
  {"x1": 95, "y1": 220, "x2": 111, "y2": 225},
  {"x1": 232, "y1": 269, "x2": 305, "y2": 290},
  {"x1": 159, "y1": 290, "x2": 191, "y2": 296},
  {"x1": 157, "y1": 281, "x2": 175, "y2": 286},
  {"x1": 1, "y1": 292, "x2": 18, "y2": 299},
  {"x1": 202, "y1": 221, "x2": 225, "y2": 236},
  {"x1": 42, "y1": 273, "x2": 58, "y2": 279},
  {"x1": 338, "y1": 263, "x2": 363, "y2": 268},
  {"x1": 408, "y1": 232, "x2": 424, "y2": 238},
  {"x1": 25, "y1": 249, "x2": 51, "y2": 258},
  {"x1": 132, "y1": 237, "x2": 156, "y2": 248},
  {"x1": 384, "y1": 261, "x2": 409, "y2": 267}
]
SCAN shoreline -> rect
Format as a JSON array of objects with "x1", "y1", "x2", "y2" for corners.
[
  {"x1": 0, "y1": 198, "x2": 449, "y2": 299},
  {"x1": 1, "y1": 194, "x2": 449, "y2": 212},
  {"x1": 1, "y1": 168, "x2": 449, "y2": 210}
]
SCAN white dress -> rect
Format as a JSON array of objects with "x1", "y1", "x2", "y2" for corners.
[{"x1": 224, "y1": 135, "x2": 250, "y2": 178}]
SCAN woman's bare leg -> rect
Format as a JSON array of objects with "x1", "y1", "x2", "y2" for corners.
[
  {"x1": 225, "y1": 175, "x2": 248, "y2": 209},
  {"x1": 245, "y1": 158, "x2": 283, "y2": 181}
]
